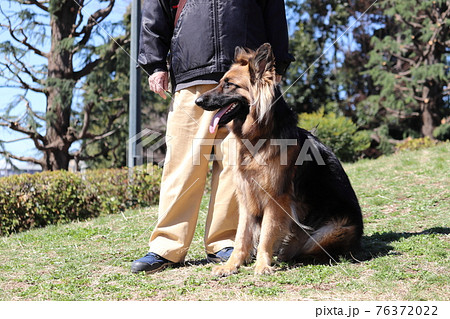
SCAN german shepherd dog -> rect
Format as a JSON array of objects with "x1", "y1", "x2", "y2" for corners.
[{"x1": 195, "y1": 43, "x2": 363, "y2": 276}]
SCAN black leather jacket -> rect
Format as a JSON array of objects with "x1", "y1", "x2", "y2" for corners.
[{"x1": 138, "y1": 0, "x2": 293, "y2": 87}]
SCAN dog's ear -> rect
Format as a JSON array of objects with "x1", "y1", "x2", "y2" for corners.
[
  {"x1": 235, "y1": 46, "x2": 246, "y2": 60},
  {"x1": 234, "y1": 46, "x2": 251, "y2": 65},
  {"x1": 250, "y1": 43, "x2": 275, "y2": 82}
]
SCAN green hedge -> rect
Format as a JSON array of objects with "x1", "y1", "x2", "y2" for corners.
[
  {"x1": 298, "y1": 109, "x2": 371, "y2": 162},
  {"x1": 433, "y1": 123, "x2": 450, "y2": 141},
  {"x1": 0, "y1": 166, "x2": 162, "y2": 236}
]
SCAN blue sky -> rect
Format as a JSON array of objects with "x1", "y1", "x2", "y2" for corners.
[{"x1": 0, "y1": 0, "x2": 132, "y2": 168}]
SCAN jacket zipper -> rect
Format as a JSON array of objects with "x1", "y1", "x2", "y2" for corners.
[{"x1": 213, "y1": 0, "x2": 220, "y2": 70}]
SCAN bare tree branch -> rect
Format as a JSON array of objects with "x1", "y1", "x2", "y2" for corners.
[
  {"x1": 413, "y1": 95, "x2": 428, "y2": 102},
  {"x1": 0, "y1": 150, "x2": 44, "y2": 166},
  {"x1": 70, "y1": 3, "x2": 85, "y2": 37},
  {"x1": 394, "y1": 13, "x2": 422, "y2": 29},
  {"x1": 0, "y1": 10, "x2": 49, "y2": 58},
  {"x1": 72, "y1": 140, "x2": 118, "y2": 162},
  {"x1": 422, "y1": 27, "x2": 441, "y2": 59},
  {"x1": 2, "y1": 60, "x2": 46, "y2": 93},
  {"x1": 82, "y1": 107, "x2": 125, "y2": 143},
  {"x1": 72, "y1": 0, "x2": 115, "y2": 50},
  {"x1": 72, "y1": 36, "x2": 129, "y2": 80},
  {"x1": 72, "y1": 59, "x2": 101, "y2": 81},
  {"x1": 391, "y1": 53, "x2": 416, "y2": 66},
  {"x1": 8, "y1": 26, "x2": 49, "y2": 58},
  {"x1": 99, "y1": 96, "x2": 124, "y2": 103},
  {"x1": 397, "y1": 69, "x2": 412, "y2": 77},
  {"x1": 423, "y1": 9, "x2": 436, "y2": 24},
  {"x1": 77, "y1": 102, "x2": 94, "y2": 140},
  {"x1": 17, "y1": 0, "x2": 49, "y2": 12},
  {"x1": 385, "y1": 107, "x2": 420, "y2": 119},
  {"x1": 22, "y1": 96, "x2": 46, "y2": 121},
  {"x1": 18, "y1": 28, "x2": 49, "y2": 58},
  {"x1": 9, "y1": 47, "x2": 45, "y2": 86},
  {"x1": 0, "y1": 116, "x2": 46, "y2": 152},
  {"x1": 83, "y1": 128, "x2": 119, "y2": 143},
  {"x1": 0, "y1": 136, "x2": 30, "y2": 143}
]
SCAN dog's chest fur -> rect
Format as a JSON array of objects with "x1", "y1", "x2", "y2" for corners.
[{"x1": 232, "y1": 135, "x2": 297, "y2": 217}]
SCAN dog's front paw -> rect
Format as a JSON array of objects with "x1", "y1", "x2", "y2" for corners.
[
  {"x1": 254, "y1": 263, "x2": 274, "y2": 275},
  {"x1": 212, "y1": 264, "x2": 239, "y2": 277}
]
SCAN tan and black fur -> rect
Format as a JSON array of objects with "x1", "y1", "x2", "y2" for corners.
[{"x1": 196, "y1": 43, "x2": 363, "y2": 276}]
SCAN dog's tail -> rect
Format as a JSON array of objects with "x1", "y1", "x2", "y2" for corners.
[
  {"x1": 301, "y1": 218, "x2": 362, "y2": 260},
  {"x1": 278, "y1": 217, "x2": 362, "y2": 262}
]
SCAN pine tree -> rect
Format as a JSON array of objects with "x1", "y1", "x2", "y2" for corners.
[
  {"x1": 285, "y1": 0, "x2": 351, "y2": 114},
  {"x1": 0, "y1": 0, "x2": 128, "y2": 170},
  {"x1": 365, "y1": 0, "x2": 450, "y2": 139},
  {"x1": 337, "y1": 0, "x2": 383, "y2": 120}
]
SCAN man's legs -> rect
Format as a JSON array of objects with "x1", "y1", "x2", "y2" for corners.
[
  {"x1": 146, "y1": 84, "x2": 237, "y2": 264},
  {"x1": 204, "y1": 128, "x2": 239, "y2": 255}
]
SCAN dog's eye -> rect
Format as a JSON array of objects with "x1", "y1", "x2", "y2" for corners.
[{"x1": 224, "y1": 81, "x2": 241, "y2": 89}]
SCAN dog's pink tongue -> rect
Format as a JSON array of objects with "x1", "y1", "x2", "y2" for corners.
[
  {"x1": 209, "y1": 106, "x2": 231, "y2": 134},
  {"x1": 210, "y1": 117, "x2": 220, "y2": 134}
]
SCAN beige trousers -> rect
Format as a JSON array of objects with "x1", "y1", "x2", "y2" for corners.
[{"x1": 149, "y1": 84, "x2": 238, "y2": 262}]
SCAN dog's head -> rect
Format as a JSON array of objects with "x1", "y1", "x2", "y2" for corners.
[{"x1": 195, "y1": 43, "x2": 277, "y2": 134}]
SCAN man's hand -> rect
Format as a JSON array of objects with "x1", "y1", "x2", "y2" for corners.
[
  {"x1": 275, "y1": 74, "x2": 282, "y2": 84},
  {"x1": 148, "y1": 71, "x2": 169, "y2": 99}
]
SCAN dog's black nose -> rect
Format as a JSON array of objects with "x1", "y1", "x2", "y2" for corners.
[{"x1": 195, "y1": 96, "x2": 204, "y2": 106}]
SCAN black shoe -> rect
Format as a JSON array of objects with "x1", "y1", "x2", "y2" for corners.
[
  {"x1": 131, "y1": 252, "x2": 174, "y2": 274},
  {"x1": 206, "y1": 247, "x2": 234, "y2": 263}
]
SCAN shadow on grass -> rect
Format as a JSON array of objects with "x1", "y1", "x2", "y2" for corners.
[
  {"x1": 354, "y1": 226, "x2": 450, "y2": 262},
  {"x1": 162, "y1": 227, "x2": 450, "y2": 273},
  {"x1": 178, "y1": 227, "x2": 450, "y2": 270}
]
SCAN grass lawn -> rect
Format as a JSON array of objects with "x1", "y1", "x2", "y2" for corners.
[{"x1": 0, "y1": 143, "x2": 449, "y2": 301}]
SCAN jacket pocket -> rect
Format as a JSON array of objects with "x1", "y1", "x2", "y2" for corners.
[{"x1": 171, "y1": 1, "x2": 215, "y2": 77}]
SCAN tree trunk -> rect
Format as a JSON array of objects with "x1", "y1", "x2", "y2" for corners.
[
  {"x1": 420, "y1": 82, "x2": 442, "y2": 139},
  {"x1": 43, "y1": 1, "x2": 79, "y2": 170}
]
